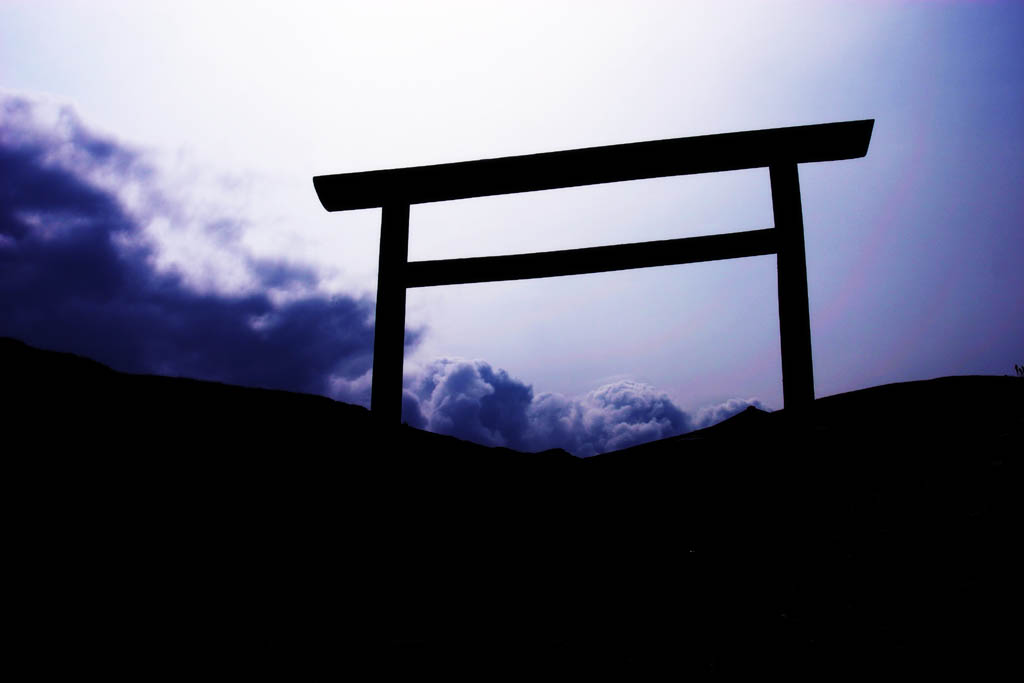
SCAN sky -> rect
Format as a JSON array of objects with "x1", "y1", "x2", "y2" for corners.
[{"x1": 2, "y1": 1, "x2": 1022, "y2": 455}]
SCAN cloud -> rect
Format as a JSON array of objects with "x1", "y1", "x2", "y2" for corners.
[
  {"x1": 692, "y1": 397, "x2": 770, "y2": 430},
  {"x1": 404, "y1": 359, "x2": 536, "y2": 450},
  {"x1": 403, "y1": 359, "x2": 769, "y2": 457},
  {"x1": 1, "y1": 91, "x2": 768, "y2": 454},
  {"x1": 0, "y1": 92, "x2": 420, "y2": 402}
]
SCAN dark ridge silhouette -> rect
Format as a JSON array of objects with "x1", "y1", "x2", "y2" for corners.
[{"x1": 6, "y1": 337, "x2": 1018, "y2": 675}]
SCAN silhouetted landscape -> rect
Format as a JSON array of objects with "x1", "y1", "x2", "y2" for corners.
[
  {"x1": 7, "y1": 2, "x2": 1024, "y2": 676},
  {"x1": 7, "y1": 337, "x2": 1018, "y2": 674}
]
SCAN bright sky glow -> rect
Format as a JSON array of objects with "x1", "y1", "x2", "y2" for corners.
[{"x1": 2, "y1": 0, "x2": 1022, "y2": 418}]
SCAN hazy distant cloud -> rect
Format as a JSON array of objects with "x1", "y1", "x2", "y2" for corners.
[
  {"x1": 525, "y1": 380, "x2": 692, "y2": 457},
  {"x1": 693, "y1": 397, "x2": 769, "y2": 429},
  {"x1": 0, "y1": 92, "x2": 419, "y2": 400},
  {"x1": 403, "y1": 359, "x2": 767, "y2": 456}
]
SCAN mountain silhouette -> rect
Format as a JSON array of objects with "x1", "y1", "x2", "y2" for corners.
[{"x1": 5, "y1": 337, "x2": 1018, "y2": 675}]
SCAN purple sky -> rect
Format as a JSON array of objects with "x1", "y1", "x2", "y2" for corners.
[{"x1": 2, "y1": 1, "x2": 1022, "y2": 455}]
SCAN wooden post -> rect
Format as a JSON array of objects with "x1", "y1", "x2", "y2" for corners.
[
  {"x1": 370, "y1": 203, "x2": 410, "y2": 423},
  {"x1": 770, "y1": 164, "x2": 815, "y2": 412}
]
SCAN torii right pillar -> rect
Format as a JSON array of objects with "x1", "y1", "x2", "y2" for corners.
[{"x1": 770, "y1": 163, "x2": 815, "y2": 414}]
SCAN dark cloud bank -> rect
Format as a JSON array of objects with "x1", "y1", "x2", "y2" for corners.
[
  {"x1": 0, "y1": 93, "x2": 392, "y2": 405},
  {"x1": 1, "y1": 93, "x2": 765, "y2": 456}
]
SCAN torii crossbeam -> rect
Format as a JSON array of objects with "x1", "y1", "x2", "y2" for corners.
[{"x1": 313, "y1": 119, "x2": 874, "y2": 423}]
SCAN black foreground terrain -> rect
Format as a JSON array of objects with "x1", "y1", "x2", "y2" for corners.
[{"x1": 5, "y1": 337, "x2": 1018, "y2": 675}]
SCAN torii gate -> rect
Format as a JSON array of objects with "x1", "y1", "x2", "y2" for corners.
[{"x1": 313, "y1": 120, "x2": 874, "y2": 424}]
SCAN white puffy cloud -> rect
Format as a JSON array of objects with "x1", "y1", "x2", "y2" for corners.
[{"x1": 403, "y1": 358, "x2": 768, "y2": 457}]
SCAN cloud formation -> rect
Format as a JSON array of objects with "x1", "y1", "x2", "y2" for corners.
[
  {"x1": 0, "y1": 92, "x2": 416, "y2": 403},
  {"x1": 404, "y1": 359, "x2": 767, "y2": 456},
  {"x1": 2, "y1": 92, "x2": 767, "y2": 455}
]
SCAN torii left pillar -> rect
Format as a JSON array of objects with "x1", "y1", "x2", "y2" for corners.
[{"x1": 371, "y1": 203, "x2": 410, "y2": 424}]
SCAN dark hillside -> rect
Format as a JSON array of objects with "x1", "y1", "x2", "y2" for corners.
[{"x1": 5, "y1": 338, "x2": 1018, "y2": 675}]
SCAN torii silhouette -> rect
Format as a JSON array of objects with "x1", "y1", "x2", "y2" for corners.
[{"x1": 314, "y1": 120, "x2": 874, "y2": 423}]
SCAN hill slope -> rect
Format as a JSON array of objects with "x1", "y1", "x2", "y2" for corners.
[{"x1": 5, "y1": 338, "x2": 1019, "y2": 674}]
